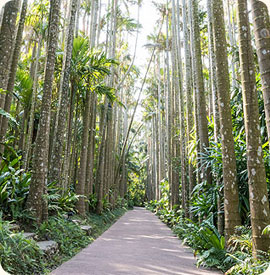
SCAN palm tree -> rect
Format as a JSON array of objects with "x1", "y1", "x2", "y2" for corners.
[
  {"x1": 73, "y1": 49, "x2": 116, "y2": 215},
  {"x1": 0, "y1": 0, "x2": 20, "y2": 152},
  {"x1": 182, "y1": 0, "x2": 196, "y2": 217},
  {"x1": 237, "y1": 0, "x2": 270, "y2": 254},
  {"x1": 0, "y1": 0, "x2": 28, "y2": 157},
  {"x1": 211, "y1": 0, "x2": 241, "y2": 243},
  {"x1": 26, "y1": 0, "x2": 62, "y2": 224},
  {"x1": 190, "y1": 0, "x2": 211, "y2": 185},
  {"x1": 50, "y1": 0, "x2": 78, "y2": 185},
  {"x1": 251, "y1": 0, "x2": 270, "y2": 143}
]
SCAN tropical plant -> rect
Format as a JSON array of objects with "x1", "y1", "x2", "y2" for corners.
[
  {"x1": 0, "y1": 217, "x2": 46, "y2": 275},
  {"x1": 0, "y1": 156, "x2": 31, "y2": 218}
]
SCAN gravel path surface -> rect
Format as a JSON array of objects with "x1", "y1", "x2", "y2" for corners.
[{"x1": 51, "y1": 207, "x2": 223, "y2": 275}]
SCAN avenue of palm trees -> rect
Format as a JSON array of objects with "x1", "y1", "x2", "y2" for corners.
[{"x1": 1, "y1": 0, "x2": 270, "y2": 274}]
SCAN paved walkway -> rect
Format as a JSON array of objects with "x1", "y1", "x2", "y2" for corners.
[{"x1": 52, "y1": 207, "x2": 222, "y2": 275}]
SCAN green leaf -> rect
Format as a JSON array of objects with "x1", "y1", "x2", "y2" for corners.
[
  {"x1": 0, "y1": 88, "x2": 7, "y2": 95},
  {"x1": 0, "y1": 108, "x2": 18, "y2": 125},
  {"x1": 262, "y1": 141, "x2": 269, "y2": 149}
]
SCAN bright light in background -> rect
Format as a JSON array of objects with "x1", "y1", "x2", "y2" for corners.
[
  {"x1": 130, "y1": 0, "x2": 164, "y2": 69},
  {"x1": 260, "y1": 0, "x2": 270, "y2": 12},
  {"x1": 0, "y1": 0, "x2": 10, "y2": 9},
  {"x1": 127, "y1": 0, "x2": 164, "y2": 120}
]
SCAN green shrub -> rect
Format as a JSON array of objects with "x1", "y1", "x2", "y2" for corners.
[
  {"x1": 226, "y1": 226, "x2": 270, "y2": 274},
  {"x1": 0, "y1": 156, "x2": 31, "y2": 219},
  {"x1": 0, "y1": 219, "x2": 47, "y2": 275},
  {"x1": 226, "y1": 252, "x2": 270, "y2": 275},
  {"x1": 46, "y1": 181, "x2": 81, "y2": 214},
  {"x1": 38, "y1": 215, "x2": 93, "y2": 263}
]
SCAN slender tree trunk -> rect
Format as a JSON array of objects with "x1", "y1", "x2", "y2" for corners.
[
  {"x1": 96, "y1": 102, "x2": 108, "y2": 214},
  {"x1": 86, "y1": 93, "x2": 96, "y2": 203},
  {"x1": 226, "y1": 0, "x2": 237, "y2": 90},
  {"x1": 207, "y1": 0, "x2": 223, "y2": 234},
  {"x1": 165, "y1": 1, "x2": 174, "y2": 208},
  {"x1": 24, "y1": 37, "x2": 42, "y2": 171},
  {"x1": 75, "y1": 0, "x2": 80, "y2": 37},
  {"x1": 174, "y1": 0, "x2": 188, "y2": 215},
  {"x1": 212, "y1": 0, "x2": 241, "y2": 243},
  {"x1": 120, "y1": 96, "x2": 128, "y2": 198},
  {"x1": 237, "y1": 0, "x2": 270, "y2": 254},
  {"x1": 0, "y1": 0, "x2": 20, "y2": 133},
  {"x1": 157, "y1": 53, "x2": 164, "y2": 195},
  {"x1": 0, "y1": 0, "x2": 28, "y2": 150},
  {"x1": 182, "y1": 0, "x2": 196, "y2": 216},
  {"x1": 50, "y1": 0, "x2": 78, "y2": 185},
  {"x1": 26, "y1": 0, "x2": 61, "y2": 224},
  {"x1": 188, "y1": 0, "x2": 201, "y2": 186},
  {"x1": 251, "y1": 0, "x2": 270, "y2": 143},
  {"x1": 76, "y1": 91, "x2": 91, "y2": 216},
  {"x1": 191, "y1": 0, "x2": 211, "y2": 185},
  {"x1": 85, "y1": 0, "x2": 99, "y2": 210}
]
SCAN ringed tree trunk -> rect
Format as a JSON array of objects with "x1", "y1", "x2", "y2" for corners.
[
  {"x1": 26, "y1": 0, "x2": 61, "y2": 224},
  {"x1": 85, "y1": 0, "x2": 99, "y2": 210},
  {"x1": 191, "y1": 0, "x2": 211, "y2": 185},
  {"x1": 0, "y1": 0, "x2": 20, "y2": 138},
  {"x1": 251, "y1": 0, "x2": 270, "y2": 143},
  {"x1": 207, "y1": 0, "x2": 224, "y2": 233},
  {"x1": 226, "y1": 0, "x2": 238, "y2": 90},
  {"x1": 24, "y1": 37, "x2": 42, "y2": 171},
  {"x1": 75, "y1": 91, "x2": 92, "y2": 216},
  {"x1": 237, "y1": 0, "x2": 270, "y2": 255},
  {"x1": 50, "y1": 0, "x2": 78, "y2": 185},
  {"x1": 182, "y1": 0, "x2": 196, "y2": 216},
  {"x1": 174, "y1": 0, "x2": 188, "y2": 215},
  {"x1": 212, "y1": 0, "x2": 241, "y2": 243},
  {"x1": 165, "y1": 0, "x2": 175, "y2": 208},
  {"x1": 188, "y1": 0, "x2": 201, "y2": 186},
  {"x1": 0, "y1": 0, "x2": 28, "y2": 154}
]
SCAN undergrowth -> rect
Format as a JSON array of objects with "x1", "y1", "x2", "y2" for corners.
[
  {"x1": 146, "y1": 200, "x2": 270, "y2": 274},
  {"x1": 0, "y1": 207, "x2": 127, "y2": 274},
  {"x1": 0, "y1": 217, "x2": 46, "y2": 275}
]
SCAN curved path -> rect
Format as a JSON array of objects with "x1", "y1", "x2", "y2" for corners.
[{"x1": 52, "y1": 207, "x2": 222, "y2": 275}]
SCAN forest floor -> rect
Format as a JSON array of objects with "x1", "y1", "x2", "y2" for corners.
[{"x1": 51, "y1": 207, "x2": 223, "y2": 275}]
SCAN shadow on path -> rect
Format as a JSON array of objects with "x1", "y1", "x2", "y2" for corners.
[{"x1": 52, "y1": 207, "x2": 223, "y2": 275}]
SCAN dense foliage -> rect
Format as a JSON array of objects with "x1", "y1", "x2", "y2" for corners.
[{"x1": 146, "y1": 200, "x2": 270, "y2": 274}]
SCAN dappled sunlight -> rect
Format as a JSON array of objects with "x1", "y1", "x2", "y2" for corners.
[{"x1": 53, "y1": 208, "x2": 221, "y2": 275}]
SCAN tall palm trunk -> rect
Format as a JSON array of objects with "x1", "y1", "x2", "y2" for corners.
[
  {"x1": 151, "y1": 116, "x2": 157, "y2": 199},
  {"x1": 75, "y1": 0, "x2": 81, "y2": 37},
  {"x1": 191, "y1": 0, "x2": 211, "y2": 185},
  {"x1": 182, "y1": 0, "x2": 196, "y2": 215},
  {"x1": 50, "y1": 0, "x2": 78, "y2": 185},
  {"x1": 96, "y1": 0, "x2": 118, "y2": 213},
  {"x1": 212, "y1": 0, "x2": 241, "y2": 243},
  {"x1": 237, "y1": 0, "x2": 270, "y2": 254},
  {"x1": 207, "y1": 0, "x2": 223, "y2": 234},
  {"x1": 226, "y1": 0, "x2": 238, "y2": 90},
  {"x1": 76, "y1": 90, "x2": 92, "y2": 216},
  {"x1": 26, "y1": 0, "x2": 61, "y2": 224},
  {"x1": 155, "y1": 91, "x2": 160, "y2": 200},
  {"x1": 0, "y1": 0, "x2": 28, "y2": 149},
  {"x1": 85, "y1": 93, "x2": 96, "y2": 201},
  {"x1": 174, "y1": 0, "x2": 188, "y2": 215},
  {"x1": 165, "y1": 1, "x2": 175, "y2": 208},
  {"x1": 24, "y1": 37, "x2": 42, "y2": 170},
  {"x1": 251, "y1": 0, "x2": 270, "y2": 143},
  {"x1": 0, "y1": 0, "x2": 20, "y2": 139},
  {"x1": 157, "y1": 53, "x2": 165, "y2": 193}
]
